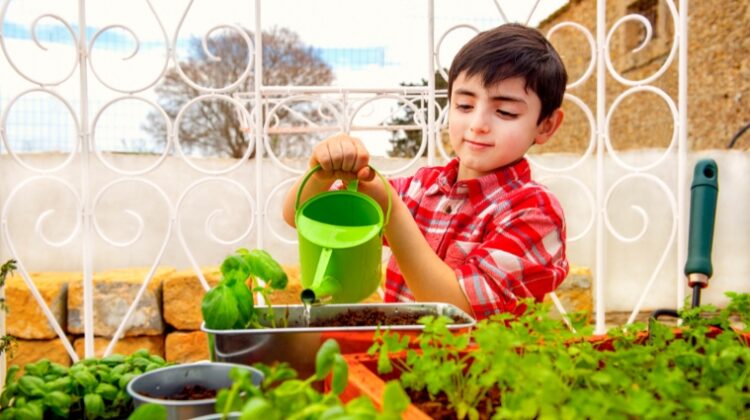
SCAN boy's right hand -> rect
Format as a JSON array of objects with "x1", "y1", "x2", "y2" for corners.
[{"x1": 310, "y1": 133, "x2": 374, "y2": 182}]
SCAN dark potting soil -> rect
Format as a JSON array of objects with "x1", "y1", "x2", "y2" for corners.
[
  {"x1": 143, "y1": 384, "x2": 217, "y2": 400},
  {"x1": 308, "y1": 308, "x2": 460, "y2": 327},
  {"x1": 407, "y1": 387, "x2": 501, "y2": 420}
]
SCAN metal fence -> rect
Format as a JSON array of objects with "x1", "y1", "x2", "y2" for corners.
[{"x1": 0, "y1": 0, "x2": 689, "y2": 378}]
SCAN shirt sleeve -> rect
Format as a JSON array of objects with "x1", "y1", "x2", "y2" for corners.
[
  {"x1": 452, "y1": 191, "x2": 569, "y2": 320},
  {"x1": 381, "y1": 175, "x2": 413, "y2": 248}
]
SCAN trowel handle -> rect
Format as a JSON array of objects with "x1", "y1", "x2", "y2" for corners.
[
  {"x1": 295, "y1": 164, "x2": 392, "y2": 226},
  {"x1": 684, "y1": 159, "x2": 719, "y2": 283}
]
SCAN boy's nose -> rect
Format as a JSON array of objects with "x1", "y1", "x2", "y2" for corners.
[{"x1": 469, "y1": 116, "x2": 490, "y2": 134}]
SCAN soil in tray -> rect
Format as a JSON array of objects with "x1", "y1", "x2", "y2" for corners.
[
  {"x1": 143, "y1": 384, "x2": 217, "y2": 400},
  {"x1": 308, "y1": 308, "x2": 462, "y2": 327},
  {"x1": 408, "y1": 387, "x2": 501, "y2": 420}
]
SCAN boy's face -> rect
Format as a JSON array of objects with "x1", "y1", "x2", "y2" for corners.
[{"x1": 448, "y1": 72, "x2": 560, "y2": 180}]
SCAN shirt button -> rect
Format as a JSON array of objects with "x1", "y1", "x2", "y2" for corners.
[{"x1": 445, "y1": 205, "x2": 452, "y2": 214}]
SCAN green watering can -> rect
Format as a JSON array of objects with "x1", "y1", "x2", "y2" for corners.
[{"x1": 295, "y1": 165, "x2": 391, "y2": 304}]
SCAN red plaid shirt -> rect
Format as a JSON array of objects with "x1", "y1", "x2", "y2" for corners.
[{"x1": 384, "y1": 158, "x2": 568, "y2": 320}]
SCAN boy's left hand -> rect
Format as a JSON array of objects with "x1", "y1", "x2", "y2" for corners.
[{"x1": 310, "y1": 133, "x2": 374, "y2": 182}]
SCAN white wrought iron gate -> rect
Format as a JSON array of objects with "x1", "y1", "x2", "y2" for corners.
[{"x1": 0, "y1": 0, "x2": 689, "y2": 382}]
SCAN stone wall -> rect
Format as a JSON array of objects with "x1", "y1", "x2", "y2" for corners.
[
  {"x1": 4, "y1": 265, "x2": 592, "y2": 368},
  {"x1": 536, "y1": 0, "x2": 750, "y2": 153},
  {"x1": 4, "y1": 265, "x2": 385, "y2": 368}
]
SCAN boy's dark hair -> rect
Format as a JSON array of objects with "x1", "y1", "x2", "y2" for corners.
[{"x1": 448, "y1": 23, "x2": 568, "y2": 124}]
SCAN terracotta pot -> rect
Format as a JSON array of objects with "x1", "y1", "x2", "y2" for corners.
[
  {"x1": 340, "y1": 353, "x2": 431, "y2": 420},
  {"x1": 340, "y1": 327, "x2": 750, "y2": 418}
]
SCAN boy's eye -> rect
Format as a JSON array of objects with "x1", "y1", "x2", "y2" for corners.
[
  {"x1": 497, "y1": 110, "x2": 518, "y2": 117},
  {"x1": 455, "y1": 104, "x2": 472, "y2": 110}
]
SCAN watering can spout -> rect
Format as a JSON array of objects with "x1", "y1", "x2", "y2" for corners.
[{"x1": 300, "y1": 275, "x2": 342, "y2": 305}]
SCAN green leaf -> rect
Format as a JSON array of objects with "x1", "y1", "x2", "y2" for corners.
[
  {"x1": 44, "y1": 390, "x2": 72, "y2": 417},
  {"x1": 118, "y1": 372, "x2": 138, "y2": 390},
  {"x1": 227, "y1": 277, "x2": 255, "y2": 327},
  {"x1": 381, "y1": 380, "x2": 410, "y2": 415},
  {"x1": 376, "y1": 347, "x2": 393, "y2": 374},
  {"x1": 100, "y1": 354, "x2": 126, "y2": 365},
  {"x1": 331, "y1": 354, "x2": 348, "y2": 395},
  {"x1": 24, "y1": 360, "x2": 50, "y2": 377},
  {"x1": 95, "y1": 382, "x2": 119, "y2": 400},
  {"x1": 128, "y1": 403, "x2": 167, "y2": 420},
  {"x1": 241, "y1": 249, "x2": 288, "y2": 289},
  {"x1": 0, "y1": 383, "x2": 17, "y2": 407},
  {"x1": 316, "y1": 339, "x2": 341, "y2": 380},
  {"x1": 239, "y1": 397, "x2": 277, "y2": 420},
  {"x1": 18, "y1": 375, "x2": 46, "y2": 397},
  {"x1": 201, "y1": 283, "x2": 242, "y2": 329},
  {"x1": 47, "y1": 376, "x2": 72, "y2": 392},
  {"x1": 73, "y1": 370, "x2": 98, "y2": 391},
  {"x1": 344, "y1": 396, "x2": 378, "y2": 415},
  {"x1": 221, "y1": 254, "x2": 252, "y2": 283},
  {"x1": 84, "y1": 393, "x2": 105, "y2": 419},
  {"x1": 14, "y1": 400, "x2": 43, "y2": 420}
]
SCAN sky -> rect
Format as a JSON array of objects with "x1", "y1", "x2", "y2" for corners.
[{"x1": 0, "y1": 0, "x2": 568, "y2": 155}]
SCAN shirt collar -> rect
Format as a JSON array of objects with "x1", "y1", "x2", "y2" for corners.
[{"x1": 427, "y1": 158, "x2": 532, "y2": 207}]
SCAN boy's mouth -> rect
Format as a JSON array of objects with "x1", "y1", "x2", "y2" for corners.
[{"x1": 464, "y1": 139, "x2": 492, "y2": 148}]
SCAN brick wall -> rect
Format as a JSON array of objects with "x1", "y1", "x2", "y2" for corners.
[{"x1": 534, "y1": 0, "x2": 750, "y2": 153}]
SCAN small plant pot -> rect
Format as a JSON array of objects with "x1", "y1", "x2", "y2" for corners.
[{"x1": 126, "y1": 362, "x2": 263, "y2": 420}]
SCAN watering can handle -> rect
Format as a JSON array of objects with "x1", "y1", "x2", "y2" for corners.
[{"x1": 294, "y1": 164, "x2": 392, "y2": 227}]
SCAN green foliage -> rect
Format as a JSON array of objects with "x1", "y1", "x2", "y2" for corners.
[
  {"x1": 127, "y1": 403, "x2": 167, "y2": 420},
  {"x1": 0, "y1": 259, "x2": 18, "y2": 356},
  {"x1": 0, "y1": 349, "x2": 169, "y2": 419},
  {"x1": 370, "y1": 293, "x2": 750, "y2": 419},
  {"x1": 201, "y1": 248, "x2": 289, "y2": 330},
  {"x1": 211, "y1": 338, "x2": 408, "y2": 419}
]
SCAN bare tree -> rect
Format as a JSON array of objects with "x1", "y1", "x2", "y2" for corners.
[{"x1": 143, "y1": 26, "x2": 334, "y2": 158}]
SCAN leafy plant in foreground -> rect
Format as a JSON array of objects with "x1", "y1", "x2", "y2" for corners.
[
  {"x1": 128, "y1": 339, "x2": 410, "y2": 420},
  {"x1": 0, "y1": 349, "x2": 169, "y2": 419},
  {"x1": 201, "y1": 248, "x2": 288, "y2": 330},
  {"x1": 214, "y1": 339, "x2": 408, "y2": 419},
  {"x1": 371, "y1": 293, "x2": 750, "y2": 420}
]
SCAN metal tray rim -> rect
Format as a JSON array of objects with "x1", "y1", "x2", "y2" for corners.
[{"x1": 201, "y1": 302, "x2": 476, "y2": 334}]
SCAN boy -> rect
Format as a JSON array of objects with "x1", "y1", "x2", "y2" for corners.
[{"x1": 282, "y1": 23, "x2": 569, "y2": 320}]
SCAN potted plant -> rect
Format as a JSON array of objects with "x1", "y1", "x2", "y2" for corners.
[
  {"x1": 128, "y1": 339, "x2": 411, "y2": 420},
  {"x1": 0, "y1": 349, "x2": 169, "y2": 419},
  {"x1": 200, "y1": 249, "x2": 475, "y2": 378},
  {"x1": 126, "y1": 361, "x2": 263, "y2": 420},
  {"x1": 343, "y1": 293, "x2": 750, "y2": 419}
]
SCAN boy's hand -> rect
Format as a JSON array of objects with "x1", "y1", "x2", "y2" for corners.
[{"x1": 310, "y1": 133, "x2": 374, "y2": 182}]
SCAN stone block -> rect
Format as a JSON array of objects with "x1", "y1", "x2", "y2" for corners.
[
  {"x1": 546, "y1": 265, "x2": 593, "y2": 321},
  {"x1": 163, "y1": 267, "x2": 221, "y2": 330},
  {"x1": 6, "y1": 272, "x2": 79, "y2": 339},
  {"x1": 165, "y1": 331, "x2": 209, "y2": 363},
  {"x1": 6, "y1": 338, "x2": 72, "y2": 372},
  {"x1": 73, "y1": 335, "x2": 164, "y2": 359},
  {"x1": 67, "y1": 267, "x2": 174, "y2": 337}
]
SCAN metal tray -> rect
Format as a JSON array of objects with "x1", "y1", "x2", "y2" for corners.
[{"x1": 202, "y1": 302, "x2": 475, "y2": 378}]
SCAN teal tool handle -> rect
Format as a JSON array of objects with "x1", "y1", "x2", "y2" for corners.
[
  {"x1": 684, "y1": 159, "x2": 719, "y2": 278},
  {"x1": 294, "y1": 164, "x2": 392, "y2": 226}
]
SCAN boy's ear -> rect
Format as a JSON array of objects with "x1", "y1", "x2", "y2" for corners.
[{"x1": 534, "y1": 109, "x2": 564, "y2": 146}]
